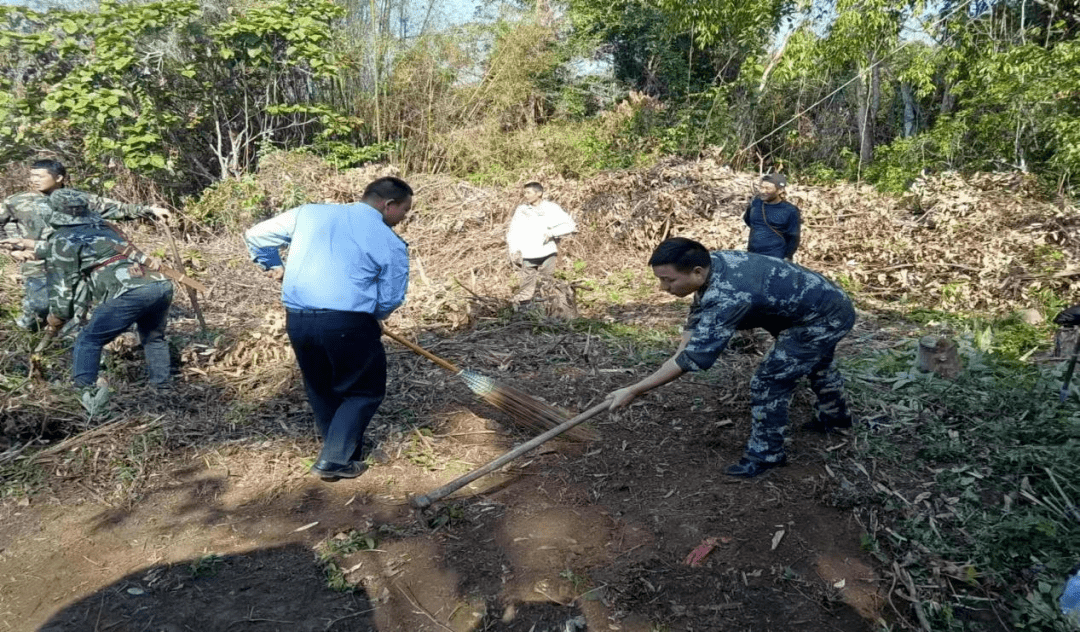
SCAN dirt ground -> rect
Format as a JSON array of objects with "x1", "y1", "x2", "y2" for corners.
[
  {"x1": 0, "y1": 303, "x2": 885, "y2": 632},
  {"x1": 0, "y1": 159, "x2": 947, "y2": 631}
]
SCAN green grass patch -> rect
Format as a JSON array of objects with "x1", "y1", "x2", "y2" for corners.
[
  {"x1": 896, "y1": 309, "x2": 1056, "y2": 362},
  {"x1": 189, "y1": 553, "x2": 224, "y2": 578},
  {"x1": 317, "y1": 530, "x2": 380, "y2": 592}
]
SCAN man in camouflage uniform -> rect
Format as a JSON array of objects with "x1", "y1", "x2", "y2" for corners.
[
  {"x1": 0, "y1": 159, "x2": 170, "y2": 330},
  {"x1": 33, "y1": 189, "x2": 173, "y2": 388},
  {"x1": 607, "y1": 237, "x2": 855, "y2": 478}
]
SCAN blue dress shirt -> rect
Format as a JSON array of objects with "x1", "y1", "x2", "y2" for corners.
[{"x1": 244, "y1": 203, "x2": 409, "y2": 319}]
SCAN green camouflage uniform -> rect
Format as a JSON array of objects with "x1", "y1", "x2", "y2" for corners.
[
  {"x1": 0, "y1": 189, "x2": 158, "y2": 329},
  {"x1": 35, "y1": 202, "x2": 166, "y2": 321},
  {"x1": 37, "y1": 189, "x2": 173, "y2": 386}
]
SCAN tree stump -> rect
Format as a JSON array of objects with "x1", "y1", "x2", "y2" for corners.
[{"x1": 915, "y1": 336, "x2": 961, "y2": 379}]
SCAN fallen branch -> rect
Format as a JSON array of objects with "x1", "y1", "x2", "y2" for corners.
[
  {"x1": 894, "y1": 561, "x2": 933, "y2": 632},
  {"x1": 31, "y1": 414, "x2": 164, "y2": 463}
]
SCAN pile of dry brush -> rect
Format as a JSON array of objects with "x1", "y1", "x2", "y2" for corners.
[{"x1": 163, "y1": 155, "x2": 1080, "y2": 423}]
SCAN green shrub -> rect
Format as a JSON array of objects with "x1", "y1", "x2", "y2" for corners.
[
  {"x1": 185, "y1": 176, "x2": 268, "y2": 233},
  {"x1": 846, "y1": 340, "x2": 1080, "y2": 631}
]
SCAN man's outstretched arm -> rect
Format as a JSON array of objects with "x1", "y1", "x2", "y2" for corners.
[{"x1": 606, "y1": 331, "x2": 692, "y2": 409}]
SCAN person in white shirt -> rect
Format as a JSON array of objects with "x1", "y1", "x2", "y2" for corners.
[{"x1": 506, "y1": 182, "x2": 576, "y2": 304}]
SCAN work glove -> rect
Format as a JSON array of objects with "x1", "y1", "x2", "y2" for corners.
[{"x1": 148, "y1": 206, "x2": 172, "y2": 222}]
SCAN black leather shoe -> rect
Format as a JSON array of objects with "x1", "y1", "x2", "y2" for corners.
[
  {"x1": 802, "y1": 415, "x2": 853, "y2": 434},
  {"x1": 310, "y1": 459, "x2": 367, "y2": 481},
  {"x1": 724, "y1": 457, "x2": 787, "y2": 478}
]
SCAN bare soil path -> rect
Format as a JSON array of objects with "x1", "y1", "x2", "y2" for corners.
[{"x1": 0, "y1": 319, "x2": 882, "y2": 631}]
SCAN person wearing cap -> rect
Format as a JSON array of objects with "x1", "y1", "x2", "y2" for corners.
[
  {"x1": 605, "y1": 237, "x2": 855, "y2": 478},
  {"x1": 32, "y1": 189, "x2": 173, "y2": 388},
  {"x1": 0, "y1": 158, "x2": 171, "y2": 331},
  {"x1": 506, "y1": 181, "x2": 576, "y2": 305},
  {"x1": 743, "y1": 173, "x2": 801, "y2": 261},
  {"x1": 244, "y1": 177, "x2": 413, "y2": 482}
]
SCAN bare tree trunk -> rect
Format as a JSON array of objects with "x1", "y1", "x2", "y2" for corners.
[
  {"x1": 901, "y1": 83, "x2": 917, "y2": 137},
  {"x1": 856, "y1": 61, "x2": 876, "y2": 166},
  {"x1": 370, "y1": 0, "x2": 382, "y2": 143},
  {"x1": 940, "y1": 81, "x2": 955, "y2": 116},
  {"x1": 916, "y1": 336, "x2": 961, "y2": 379}
]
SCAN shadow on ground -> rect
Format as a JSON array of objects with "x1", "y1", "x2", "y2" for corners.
[{"x1": 38, "y1": 544, "x2": 375, "y2": 632}]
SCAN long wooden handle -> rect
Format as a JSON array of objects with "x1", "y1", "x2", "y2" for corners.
[
  {"x1": 382, "y1": 327, "x2": 461, "y2": 373},
  {"x1": 161, "y1": 219, "x2": 207, "y2": 331},
  {"x1": 410, "y1": 400, "x2": 611, "y2": 509}
]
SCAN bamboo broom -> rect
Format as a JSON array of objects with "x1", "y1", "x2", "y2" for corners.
[{"x1": 382, "y1": 327, "x2": 599, "y2": 442}]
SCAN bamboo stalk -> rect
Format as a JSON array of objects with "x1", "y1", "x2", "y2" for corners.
[{"x1": 381, "y1": 328, "x2": 459, "y2": 372}]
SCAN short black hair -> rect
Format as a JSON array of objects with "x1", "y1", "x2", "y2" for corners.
[
  {"x1": 363, "y1": 176, "x2": 413, "y2": 201},
  {"x1": 648, "y1": 237, "x2": 711, "y2": 271},
  {"x1": 524, "y1": 181, "x2": 543, "y2": 193},
  {"x1": 31, "y1": 159, "x2": 66, "y2": 179}
]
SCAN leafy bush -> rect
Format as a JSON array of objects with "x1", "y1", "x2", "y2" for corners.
[
  {"x1": 184, "y1": 177, "x2": 268, "y2": 233},
  {"x1": 0, "y1": 0, "x2": 352, "y2": 195},
  {"x1": 846, "y1": 337, "x2": 1080, "y2": 630}
]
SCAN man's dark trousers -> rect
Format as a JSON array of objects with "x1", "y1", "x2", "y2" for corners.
[
  {"x1": 73, "y1": 281, "x2": 173, "y2": 387},
  {"x1": 286, "y1": 309, "x2": 386, "y2": 466}
]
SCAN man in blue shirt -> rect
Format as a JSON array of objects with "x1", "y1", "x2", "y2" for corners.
[
  {"x1": 743, "y1": 173, "x2": 801, "y2": 260},
  {"x1": 606, "y1": 237, "x2": 854, "y2": 478},
  {"x1": 245, "y1": 177, "x2": 413, "y2": 481}
]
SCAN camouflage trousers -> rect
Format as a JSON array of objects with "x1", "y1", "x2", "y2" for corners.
[
  {"x1": 513, "y1": 253, "x2": 557, "y2": 303},
  {"x1": 744, "y1": 305, "x2": 855, "y2": 464},
  {"x1": 16, "y1": 272, "x2": 49, "y2": 331}
]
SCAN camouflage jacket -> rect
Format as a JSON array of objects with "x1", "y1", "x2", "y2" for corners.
[
  {"x1": 676, "y1": 251, "x2": 854, "y2": 372},
  {"x1": 34, "y1": 216, "x2": 167, "y2": 321},
  {"x1": 0, "y1": 190, "x2": 157, "y2": 276}
]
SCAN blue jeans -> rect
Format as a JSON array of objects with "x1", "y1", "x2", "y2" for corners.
[
  {"x1": 73, "y1": 282, "x2": 173, "y2": 387},
  {"x1": 286, "y1": 309, "x2": 386, "y2": 466}
]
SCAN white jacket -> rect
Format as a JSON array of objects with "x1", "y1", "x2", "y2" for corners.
[{"x1": 506, "y1": 200, "x2": 576, "y2": 259}]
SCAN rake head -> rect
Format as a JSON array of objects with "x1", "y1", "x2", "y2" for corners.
[{"x1": 459, "y1": 370, "x2": 599, "y2": 442}]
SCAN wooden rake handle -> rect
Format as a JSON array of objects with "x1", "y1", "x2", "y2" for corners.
[
  {"x1": 410, "y1": 399, "x2": 611, "y2": 510},
  {"x1": 382, "y1": 327, "x2": 461, "y2": 373}
]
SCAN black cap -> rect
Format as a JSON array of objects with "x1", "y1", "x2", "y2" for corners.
[{"x1": 762, "y1": 173, "x2": 787, "y2": 187}]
